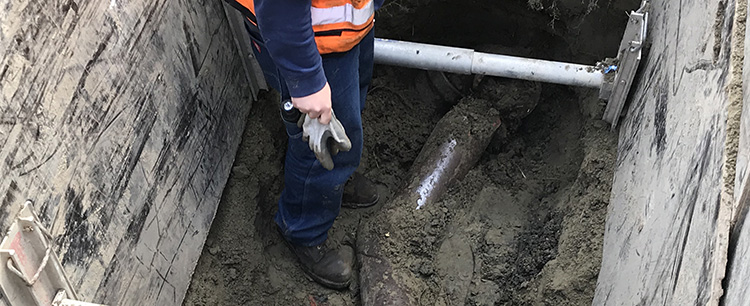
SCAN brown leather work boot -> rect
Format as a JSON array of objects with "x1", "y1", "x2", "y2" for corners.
[
  {"x1": 342, "y1": 172, "x2": 380, "y2": 208},
  {"x1": 281, "y1": 237, "x2": 354, "y2": 290}
]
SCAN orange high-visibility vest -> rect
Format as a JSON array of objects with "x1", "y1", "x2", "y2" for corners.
[{"x1": 232, "y1": 0, "x2": 375, "y2": 54}]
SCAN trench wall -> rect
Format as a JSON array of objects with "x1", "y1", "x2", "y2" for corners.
[
  {"x1": 594, "y1": 0, "x2": 747, "y2": 304},
  {"x1": 0, "y1": 0, "x2": 250, "y2": 305}
]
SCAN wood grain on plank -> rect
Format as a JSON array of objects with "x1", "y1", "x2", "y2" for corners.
[{"x1": 0, "y1": 0, "x2": 251, "y2": 304}]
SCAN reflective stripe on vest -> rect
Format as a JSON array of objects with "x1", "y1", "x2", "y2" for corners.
[
  {"x1": 230, "y1": 0, "x2": 374, "y2": 54},
  {"x1": 311, "y1": 1, "x2": 374, "y2": 26}
]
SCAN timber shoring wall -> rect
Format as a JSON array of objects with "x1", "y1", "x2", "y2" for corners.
[
  {"x1": 0, "y1": 0, "x2": 251, "y2": 304},
  {"x1": 594, "y1": 0, "x2": 739, "y2": 304}
]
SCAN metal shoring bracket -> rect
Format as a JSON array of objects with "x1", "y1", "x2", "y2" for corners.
[
  {"x1": 601, "y1": 0, "x2": 649, "y2": 128},
  {"x1": 51, "y1": 290, "x2": 105, "y2": 306},
  {"x1": 0, "y1": 201, "x2": 107, "y2": 306},
  {"x1": 5, "y1": 216, "x2": 54, "y2": 288}
]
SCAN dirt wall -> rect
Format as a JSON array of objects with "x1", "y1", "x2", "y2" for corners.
[{"x1": 376, "y1": 0, "x2": 639, "y2": 63}]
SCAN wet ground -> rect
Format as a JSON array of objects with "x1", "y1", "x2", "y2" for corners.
[{"x1": 183, "y1": 0, "x2": 636, "y2": 305}]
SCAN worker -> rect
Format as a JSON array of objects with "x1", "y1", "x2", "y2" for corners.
[{"x1": 227, "y1": 0, "x2": 384, "y2": 289}]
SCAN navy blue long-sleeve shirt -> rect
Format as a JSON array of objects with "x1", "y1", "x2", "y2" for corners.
[{"x1": 255, "y1": 0, "x2": 383, "y2": 98}]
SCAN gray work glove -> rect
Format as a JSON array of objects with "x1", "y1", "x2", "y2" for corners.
[{"x1": 298, "y1": 110, "x2": 352, "y2": 170}]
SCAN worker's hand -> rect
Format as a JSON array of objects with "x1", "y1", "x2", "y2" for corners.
[
  {"x1": 298, "y1": 110, "x2": 351, "y2": 170},
  {"x1": 292, "y1": 83, "x2": 332, "y2": 124}
]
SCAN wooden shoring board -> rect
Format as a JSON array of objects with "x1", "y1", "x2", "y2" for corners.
[
  {"x1": 593, "y1": 0, "x2": 737, "y2": 304},
  {"x1": 0, "y1": 0, "x2": 251, "y2": 305}
]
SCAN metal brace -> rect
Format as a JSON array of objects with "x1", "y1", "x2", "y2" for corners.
[
  {"x1": 601, "y1": 0, "x2": 649, "y2": 128},
  {"x1": 0, "y1": 201, "x2": 107, "y2": 306},
  {"x1": 52, "y1": 290, "x2": 105, "y2": 306}
]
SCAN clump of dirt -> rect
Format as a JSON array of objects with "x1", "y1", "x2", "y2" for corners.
[{"x1": 184, "y1": 0, "x2": 635, "y2": 305}]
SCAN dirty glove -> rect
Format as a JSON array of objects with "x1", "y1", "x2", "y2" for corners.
[{"x1": 299, "y1": 110, "x2": 352, "y2": 170}]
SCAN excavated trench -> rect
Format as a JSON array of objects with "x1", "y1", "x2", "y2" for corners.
[{"x1": 184, "y1": 0, "x2": 637, "y2": 305}]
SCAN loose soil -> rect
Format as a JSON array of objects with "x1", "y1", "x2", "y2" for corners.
[{"x1": 183, "y1": 0, "x2": 635, "y2": 305}]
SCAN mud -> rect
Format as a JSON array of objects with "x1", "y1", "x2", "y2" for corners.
[{"x1": 183, "y1": 0, "x2": 635, "y2": 305}]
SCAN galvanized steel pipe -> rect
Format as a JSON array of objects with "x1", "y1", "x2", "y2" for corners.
[{"x1": 374, "y1": 38, "x2": 604, "y2": 88}]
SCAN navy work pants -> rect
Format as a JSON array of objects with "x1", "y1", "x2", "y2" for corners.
[{"x1": 247, "y1": 26, "x2": 374, "y2": 247}]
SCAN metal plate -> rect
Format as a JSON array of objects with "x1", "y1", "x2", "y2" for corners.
[
  {"x1": 602, "y1": 2, "x2": 649, "y2": 127},
  {"x1": 0, "y1": 202, "x2": 76, "y2": 306}
]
